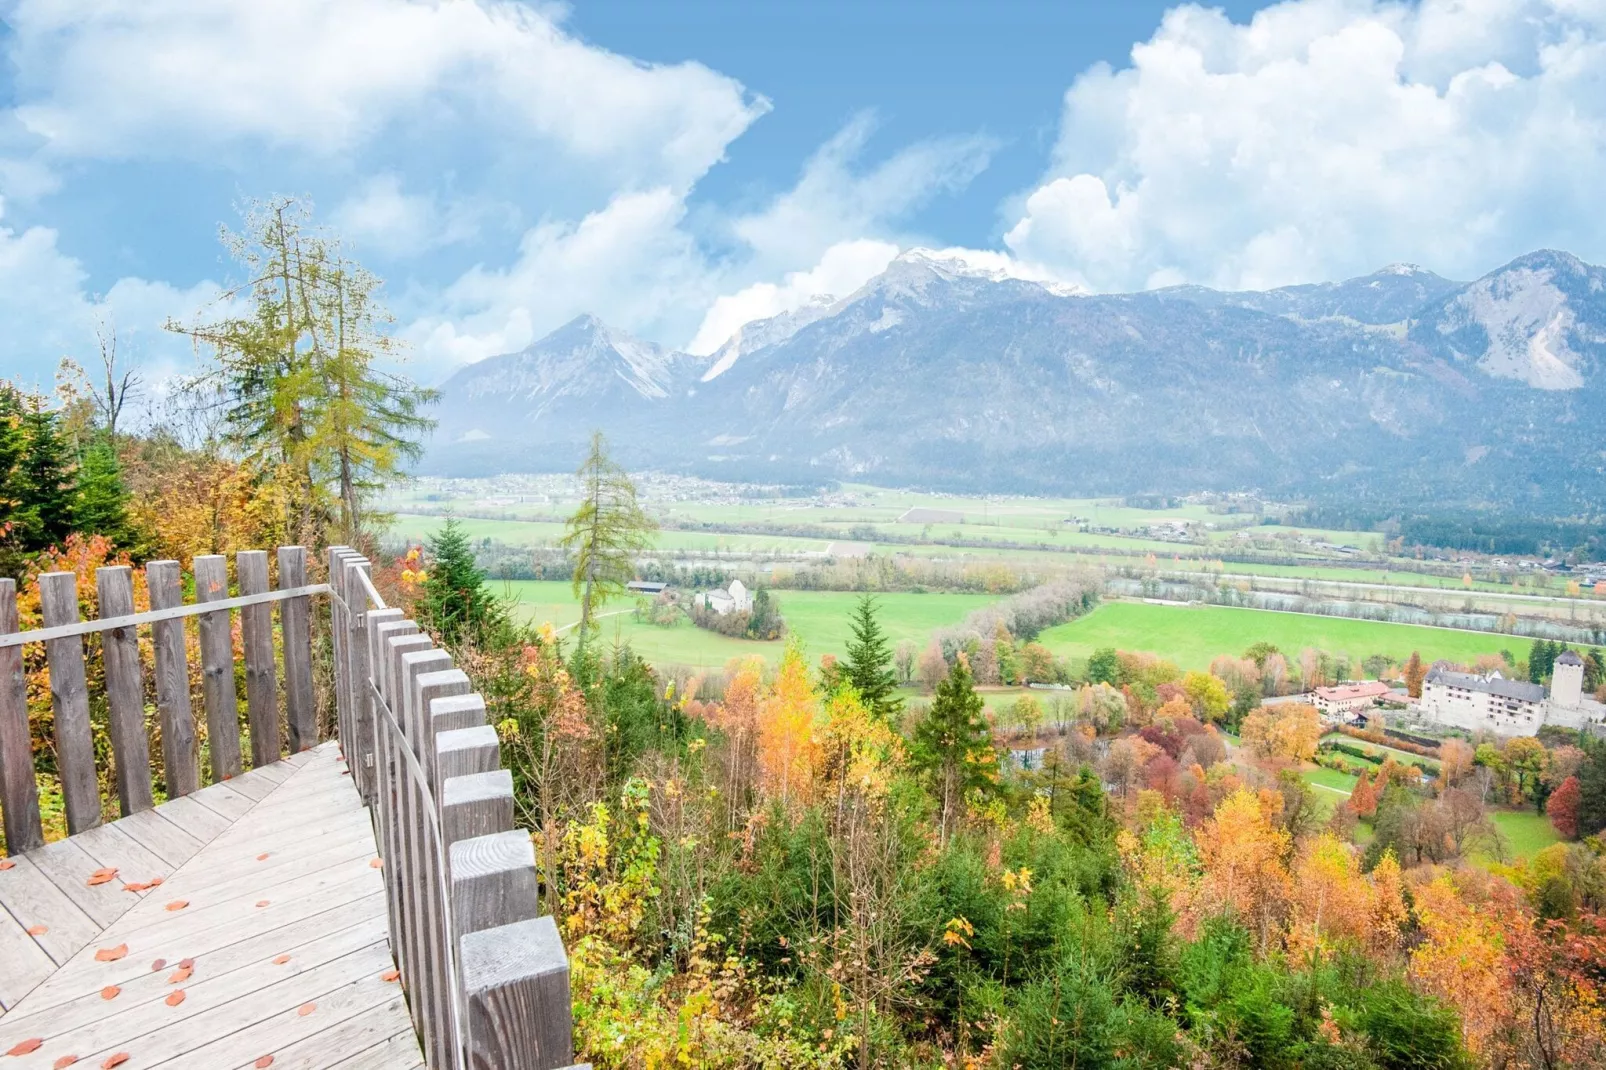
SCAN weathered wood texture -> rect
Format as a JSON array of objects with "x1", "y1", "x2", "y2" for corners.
[
  {"x1": 0, "y1": 579, "x2": 43, "y2": 855},
  {"x1": 146, "y1": 560, "x2": 199, "y2": 799},
  {"x1": 237, "y1": 549, "x2": 282, "y2": 767},
  {"x1": 193, "y1": 554, "x2": 244, "y2": 782},
  {"x1": 95, "y1": 566, "x2": 155, "y2": 817},
  {"x1": 280, "y1": 545, "x2": 316, "y2": 752},
  {"x1": 38, "y1": 572, "x2": 100, "y2": 833}
]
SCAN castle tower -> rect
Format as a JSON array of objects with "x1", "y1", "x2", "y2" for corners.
[{"x1": 1553, "y1": 650, "x2": 1584, "y2": 710}]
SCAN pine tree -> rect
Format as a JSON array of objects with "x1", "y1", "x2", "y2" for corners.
[
  {"x1": 73, "y1": 436, "x2": 140, "y2": 550},
  {"x1": 841, "y1": 594, "x2": 903, "y2": 720},
  {"x1": 1529, "y1": 639, "x2": 1558, "y2": 684},
  {"x1": 418, "y1": 517, "x2": 502, "y2": 646},
  {"x1": 14, "y1": 400, "x2": 78, "y2": 550},
  {"x1": 912, "y1": 655, "x2": 995, "y2": 841}
]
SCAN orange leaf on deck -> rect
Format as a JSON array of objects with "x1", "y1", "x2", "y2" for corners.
[
  {"x1": 254, "y1": 1057, "x2": 274, "y2": 1068},
  {"x1": 256, "y1": 853, "x2": 270, "y2": 861},
  {"x1": 272, "y1": 954, "x2": 291, "y2": 965},
  {"x1": 381, "y1": 969, "x2": 400, "y2": 982},
  {"x1": 150, "y1": 958, "x2": 167, "y2": 971},
  {"x1": 164, "y1": 900, "x2": 188, "y2": 912},
  {"x1": 165, "y1": 990, "x2": 186, "y2": 1007},
  {"x1": 94, "y1": 943, "x2": 128, "y2": 962},
  {"x1": 87, "y1": 871, "x2": 118, "y2": 887},
  {"x1": 53, "y1": 1056, "x2": 80, "y2": 1068},
  {"x1": 100, "y1": 985, "x2": 120, "y2": 1000},
  {"x1": 0, "y1": 859, "x2": 16, "y2": 870},
  {"x1": 369, "y1": 857, "x2": 383, "y2": 868},
  {"x1": 6, "y1": 1038, "x2": 43, "y2": 1055},
  {"x1": 296, "y1": 1002, "x2": 316, "y2": 1016},
  {"x1": 101, "y1": 1054, "x2": 129, "y2": 1068},
  {"x1": 179, "y1": 957, "x2": 194, "y2": 969},
  {"x1": 27, "y1": 924, "x2": 48, "y2": 935},
  {"x1": 148, "y1": 877, "x2": 164, "y2": 887},
  {"x1": 121, "y1": 881, "x2": 147, "y2": 893},
  {"x1": 255, "y1": 900, "x2": 270, "y2": 908},
  {"x1": 167, "y1": 965, "x2": 193, "y2": 984}
]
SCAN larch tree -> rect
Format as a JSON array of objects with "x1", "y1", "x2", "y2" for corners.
[
  {"x1": 842, "y1": 594, "x2": 903, "y2": 720},
  {"x1": 559, "y1": 432, "x2": 656, "y2": 637},
  {"x1": 1404, "y1": 651, "x2": 1426, "y2": 698}
]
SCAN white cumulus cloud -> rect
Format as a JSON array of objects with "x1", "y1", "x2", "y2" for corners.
[{"x1": 1004, "y1": 0, "x2": 1606, "y2": 292}]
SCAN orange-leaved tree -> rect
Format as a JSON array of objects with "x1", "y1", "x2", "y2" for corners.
[{"x1": 757, "y1": 639, "x2": 818, "y2": 810}]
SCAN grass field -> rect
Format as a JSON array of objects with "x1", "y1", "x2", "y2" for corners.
[
  {"x1": 1488, "y1": 810, "x2": 1563, "y2": 861},
  {"x1": 1300, "y1": 766, "x2": 1358, "y2": 818},
  {"x1": 1038, "y1": 601, "x2": 1519, "y2": 671},
  {"x1": 495, "y1": 580, "x2": 1001, "y2": 669}
]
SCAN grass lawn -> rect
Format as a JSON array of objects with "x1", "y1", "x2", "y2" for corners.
[
  {"x1": 1487, "y1": 810, "x2": 1563, "y2": 862},
  {"x1": 495, "y1": 580, "x2": 1003, "y2": 670},
  {"x1": 1301, "y1": 766, "x2": 1359, "y2": 795},
  {"x1": 1037, "y1": 601, "x2": 1517, "y2": 671}
]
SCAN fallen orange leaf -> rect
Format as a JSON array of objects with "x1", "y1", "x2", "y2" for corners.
[
  {"x1": 94, "y1": 943, "x2": 128, "y2": 962},
  {"x1": 272, "y1": 954, "x2": 291, "y2": 965},
  {"x1": 101, "y1": 1054, "x2": 129, "y2": 1068},
  {"x1": 296, "y1": 1002, "x2": 315, "y2": 1016},
  {"x1": 369, "y1": 857, "x2": 383, "y2": 868},
  {"x1": 167, "y1": 965, "x2": 193, "y2": 984},
  {"x1": 27, "y1": 924, "x2": 48, "y2": 935},
  {"x1": 150, "y1": 958, "x2": 167, "y2": 971},
  {"x1": 179, "y1": 957, "x2": 194, "y2": 969},
  {"x1": 255, "y1": 900, "x2": 270, "y2": 908},
  {"x1": 256, "y1": 853, "x2": 270, "y2": 861},
  {"x1": 6, "y1": 1038, "x2": 42, "y2": 1056},
  {"x1": 122, "y1": 881, "x2": 147, "y2": 893},
  {"x1": 53, "y1": 1056, "x2": 79, "y2": 1068},
  {"x1": 149, "y1": 877, "x2": 164, "y2": 887},
  {"x1": 165, "y1": 990, "x2": 186, "y2": 1007},
  {"x1": 0, "y1": 859, "x2": 15, "y2": 870},
  {"x1": 100, "y1": 985, "x2": 120, "y2": 1000},
  {"x1": 86, "y1": 869, "x2": 119, "y2": 887},
  {"x1": 381, "y1": 969, "x2": 400, "y2": 982},
  {"x1": 164, "y1": 900, "x2": 188, "y2": 912},
  {"x1": 254, "y1": 1057, "x2": 274, "y2": 1068}
]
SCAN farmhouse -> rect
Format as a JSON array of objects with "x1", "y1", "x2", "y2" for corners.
[
  {"x1": 695, "y1": 578, "x2": 752, "y2": 616},
  {"x1": 626, "y1": 580, "x2": 668, "y2": 595},
  {"x1": 1312, "y1": 681, "x2": 1392, "y2": 717},
  {"x1": 1418, "y1": 652, "x2": 1606, "y2": 736}
]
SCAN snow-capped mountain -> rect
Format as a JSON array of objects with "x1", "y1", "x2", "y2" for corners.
[{"x1": 426, "y1": 251, "x2": 1606, "y2": 507}]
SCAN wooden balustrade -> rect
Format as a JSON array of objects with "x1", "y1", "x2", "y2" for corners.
[
  {"x1": 0, "y1": 551, "x2": 320, "y2": 851},
  {"x1": 0, "y1": 547, "x2": 577, "y2": 1070},
  {"x1": 328, "y1": 546, "x2": 574, "y2": 1070}
]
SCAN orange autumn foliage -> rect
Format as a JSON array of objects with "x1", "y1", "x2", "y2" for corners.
[
  {"x1": 1193, "y1": 788, "x2": 1291, "y2": 951},
  {"x1": 756, "y1": 641, "x2": 818, "y2": 810}
]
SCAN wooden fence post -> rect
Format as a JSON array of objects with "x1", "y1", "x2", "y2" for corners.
[
  {"x1": 344, "y1": 557, "x2": 378, "y2": 796},
  {"x1": 0, "y1": 579, "x2": 42, "y2": 855},
  {"x1": 146, "y1": 561, "x2": 198, "y2": 798},
  {"x1": 279, "y1": 546, "x2": 315, "y2": 752},
  {"x1": 461, "y1": 915, "x2": 574, "y2": 1070},
  {"x1": 38, "y1": 572, "x2": 100, "y2": 832},
  {"x1": 194, "y1": 555, "x2": 243, "y2": 781},
  {"x1": 236, "y1": 550, "x2": 281, "y2": 767},
  {"x1": 95, "y1": 566, "x2": 154, "y2": 816}
]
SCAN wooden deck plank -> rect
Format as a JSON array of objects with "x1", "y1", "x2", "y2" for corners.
[
  {"x1": 0, "y1": 900, "x2": 56, "y2": 1009},
  {"x1": 110, "y1": 808, "x2": 207, "y2": 868},
  {"x1": 70, "y1": 822, "x2": 174, "y2": 891},
  {"x1": 220, "y1": 995, "x2": 416, "y2": 1070},
  {"x1": 220, "y1": 767, "x2": 279, "y2": 802},
  {"x1": 0, "y1": 896, "x2": 387, "y2": 1039},
  {"x1": 0, "y1": 852, "x2": 100, "y2": 966},
  {"x1": 323, "y1": 1030, "x2": 425, "y2": 1070},
  {"x1": 188, "y1": 782, "x2": 258, "y2": 823},
  {"x1": 151, "y1": 795, "x2": 234, "y2": 845},
  {"x1": 22, "y1": 836, "x2": 140, "y2": 928}
]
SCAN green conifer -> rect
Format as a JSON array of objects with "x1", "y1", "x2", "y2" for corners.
[
  {"x1": 419, "y1": 517, "x2": 503, "y2": 646},
  {"x1": 14, "y1": 401, "x2": 77, "y2": 550},
  {"x1": 842, "y1": 593, "x2": 903, "y2": 719},
  {"x1": 73, "y1": 436, "x2": 140, "y2": 550},
  {"x1": 912, "y1": 655, "x2": 995, "y2": 840}
]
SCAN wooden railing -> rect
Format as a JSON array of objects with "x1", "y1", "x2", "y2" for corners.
[
  {"x1": 326, "y1": 547, "x2": 574, "y2": 1070},
  {"x1": 0, "y1": 547, "x2": 576, "y2": 1070}
]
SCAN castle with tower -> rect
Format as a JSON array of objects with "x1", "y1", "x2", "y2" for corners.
[{"x1": 1418, "y1": 650, "x2": 1604, "y2": 737}]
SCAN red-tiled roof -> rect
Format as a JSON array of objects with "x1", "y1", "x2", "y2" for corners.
[{"x1": 1313, "y1": 681, "x2": 1391, "y2": 702}]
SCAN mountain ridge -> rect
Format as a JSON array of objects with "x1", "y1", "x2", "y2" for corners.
[{"x1": 424, "y1": 248, "x2": 1606, "y2": 508}]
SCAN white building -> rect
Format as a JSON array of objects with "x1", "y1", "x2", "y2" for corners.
[
  {"x1": 695, "y1": 579, "x2": 753, "y2": 616},
  {"x1": 1418, "y1": 652, "x2": 1604, "y2": 736}
]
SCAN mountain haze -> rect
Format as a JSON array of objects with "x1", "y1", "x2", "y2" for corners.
[{"x1": 426, "y1": 250, "x2": 1606, "y2": 507}]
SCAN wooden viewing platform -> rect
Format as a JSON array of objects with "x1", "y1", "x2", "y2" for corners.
[{"x1": 0, "y1": 548, "x2": 577, "y2": 1070}]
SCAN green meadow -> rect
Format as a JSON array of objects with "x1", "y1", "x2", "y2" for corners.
[{"x1": 1038, "y1": 601, "x2": 1520, "y2": 671}]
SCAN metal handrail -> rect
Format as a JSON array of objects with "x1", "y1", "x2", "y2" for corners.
[{"x1": 0, "y1": 583, "x2": 331, "y2": 649}]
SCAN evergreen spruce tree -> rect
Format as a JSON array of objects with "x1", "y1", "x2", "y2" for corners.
[
  {"x1": 419, "y1": 517, "x2": 502, "y2": 646},
  {"x1": 842, "y1": 593, "x2": 903, "y2": 719},
  {"x1": 73, "y1": 436, "x2": 140, "y2": 550},
  {"x1": 912, "y1": 655, "x2": 995, "y2": 841},
  {"x1": 1529, "y1": 638, "x2": 1559, "y2": 684},
  {"x1": 14, "y1": 400, "x2": 77, "y2": 550},
  {"x1": 559, "y1": 432, "x2": 656, "y2": 637}
]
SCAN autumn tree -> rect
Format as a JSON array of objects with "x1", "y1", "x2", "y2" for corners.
[
  {"x1": 757, "y1": 639, "x2": 818, "y2": 809},
  {"x1": 911, "y1": 655, "x2": 994, "y2": 841},
  {"x1": 560, "y1": 432, "x2": 657, "y2": 636},
  {"x1": 1547, "y1": 776, "x2": 1582, "y2": 839},
  {"x1": 1240, "y1": 702, "x2": 1321, "y2": 762},
  {"x1": 841, "y1": 594, "x2": 903, "y2": 720},
  {"x1": 1181, "y1": 670, "x2": 1231, "y2": 723},
  {"x1": 1404, "y1": 650, "x2": 1426, "y2": 698},
  {"x1": 1193, "y1": 788, "x2": 1291, "y2": 952},
  {"x1": 1085, "y1": 646, "x2": 1120, "y2": 685}
]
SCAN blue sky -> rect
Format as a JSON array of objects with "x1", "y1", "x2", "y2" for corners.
[{"x1": 3, "y1": 0, "x2": 1606, "y2": 391}]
